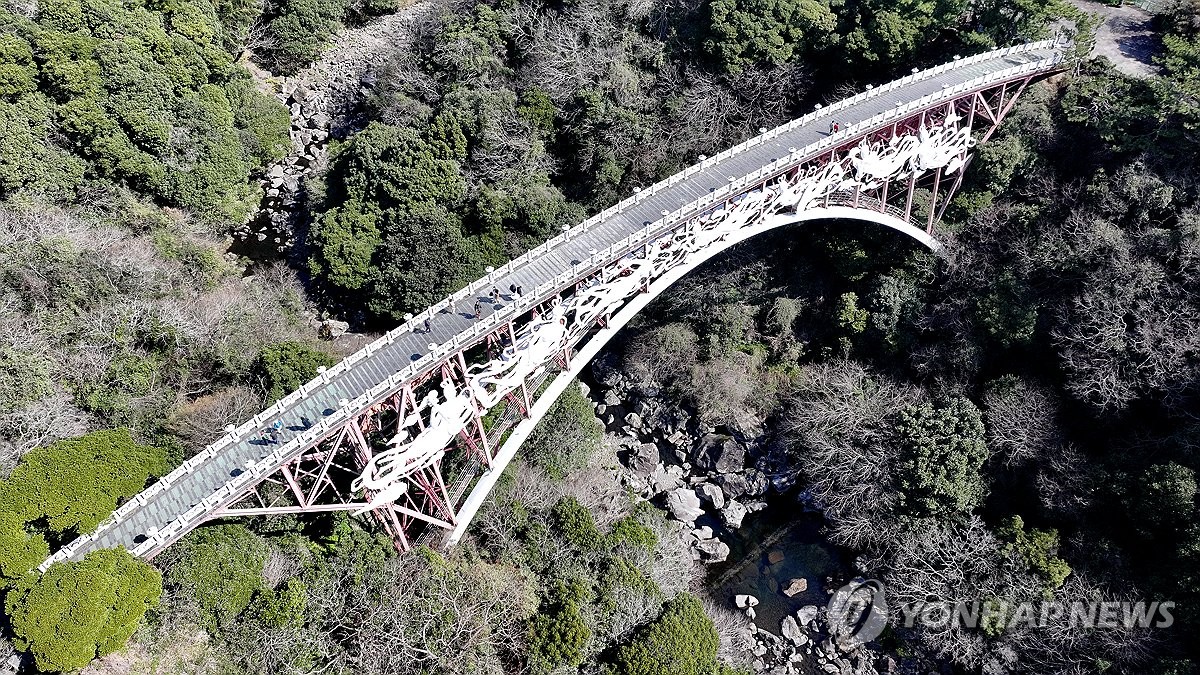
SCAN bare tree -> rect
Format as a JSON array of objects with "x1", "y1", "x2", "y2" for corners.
[
  {"x1": 167, "y1": 387, "x2": 261, "y2": 454},
  {"x1": 780, "y1": 360, "x2": 918, "y2": 528},
  {"x1": 982, "y1": 376, "x2": 1062, "y2": 468}
]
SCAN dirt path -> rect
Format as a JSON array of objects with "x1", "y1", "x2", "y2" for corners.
[{"x1": 1068, "y1": 0, "x2": 1161, "y2": 77}]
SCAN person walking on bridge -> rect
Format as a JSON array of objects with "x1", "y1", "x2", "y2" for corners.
[{"x1": 474, "y1": 301, "x2": 482, "y2": 319}]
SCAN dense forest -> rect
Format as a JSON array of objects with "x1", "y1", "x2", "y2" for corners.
[{"x1": 1, "y1": 0, "x2": 1199, "y2": 672}]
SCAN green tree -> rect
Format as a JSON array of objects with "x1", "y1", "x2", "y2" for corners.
[
  {"x1": 894, "y1": 397, "x2": 989, "y2": 516},
  {"x1": 366, "y1": 203, "x2": 482, "y2": 318},
  {"x1": 253, "y1": 341, "x2": 337, "y2": 402},
  {"x1": 997, "y1": 515, "x2": 1071, "y2": 596},
  {"x1": 5, "y1": 549, "x2": 162, "y2": 673},
  {"x1": 705, "y1": 0, "x2": 836, "y2": 73},
  {"x1": 0, "y1": 514, "x2": 49, "y2": 585},
  {"x1": 324, "y1": 123, "x2": 466, "y2": 209},
  {"x1": 525, "y1": 383, "x2": 603, "y2": 480},
  {"x1": 165, "y1": 524, "x2": 268, "y2": 629},
  {"x1": 527, "y1": 579, "x2": 592, "y2": 671},
  {"x1": 1129, "y1": 462, "x2": 1197, "y2": 538},
  {"x1": 0, "y1": 429, "x2": 168, "y2": 535},
  {"x1": 308, "y1": 200, "x2": 384, "y2": 291},
  {"x1": 835, "y1": 292, "x2": 869, "y2": 334},
  {"x1": 260, "y1": 0, "x2": 349, "y2": 75},
  {"x1": 609, "y1": 593, "x2": 722, "y2": 675}
]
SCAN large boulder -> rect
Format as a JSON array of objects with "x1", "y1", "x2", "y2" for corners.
[
  {"x1": 696, "y1": 482, "x2": 725, "y2": 509},
  {"x1": 796, "y1": 605, "x2": 819, "y2": 626},
  {"x1": 781, "y1": 616, "x2": 809, "y2": 646},
  {"x1": 717, "y1": 469, "x2": 769, "y2": 498},
  {"x1": 693, "y1": 434, "x2": 746, "y2": 473},
  {"x1": 650, "y1": 464, "x2": 683, "y2": 494},
  {"x1": 720, "y1": 499, "x2": 748, "y2": 529},
  {"x1": 783, "y1": 578, "x2": 809, "y2": 597},
  {"x1": 695, "y1": 537, "x2": 730, "y2": 563},
  {"x1": 724, "y1": 410, "x2": 765, "y2": 445},
  {"x1": 716, "y1": 472, "x2": 750, "y2": 499},
  {"x1": 735, "y1": 594, "x2": 760, "y2": 609},
  {"x1": 627, "y1": 442, "x2": 658, "y2": 477},
  {"x1": 666, "y1": 487, "x2": 704, "y2": 523}
]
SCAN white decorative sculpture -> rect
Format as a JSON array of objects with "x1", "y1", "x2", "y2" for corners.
[
  {"x1": 351, "y1": 379, "x2": 473, "y2": 513},
  {"x1": 467, "y1": 304, "x2": 569, "y2": 408}
]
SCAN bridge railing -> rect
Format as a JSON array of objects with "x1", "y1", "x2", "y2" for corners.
[{"x1": 39, "y1": 39, "x2": 1069, "y2": 570}]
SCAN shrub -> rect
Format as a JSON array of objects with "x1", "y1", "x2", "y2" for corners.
[
  {"x1": 165, "y1": 523, "x2": 268, "y2": 629},
  {"x1": 4, "y1": 548, "x2": 162, "y2": 673},
  {"x1": 225, "y1": 75, "x2": 292, "y2": 168},
  {"x1": 550, "y1": 496, "x2": 603, "y2": 552},
  {"x1": 253, "y1": 341, "x2": 337, "y2": 402},
  {"x1": 0, "y1": 347, "x2": 54, "y2": 414},
  {"x1": 607, "y1": 516, "x2": 658, "y2": 552},
  {"x1": 608, "y1": 593, "x2": 721, "y2": 675},
  {"x1": 997, "y1": 515, "x2": 1071, "y2": 597}
]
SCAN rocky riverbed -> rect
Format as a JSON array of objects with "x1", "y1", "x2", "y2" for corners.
[
  {"x1": 233, "y1": 4, "x2": 431, "y2": 256},
  {"x1": 587, "y1": 356, "x2": 895, "y2": 675}
]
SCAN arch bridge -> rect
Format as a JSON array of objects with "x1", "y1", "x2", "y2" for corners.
[{"x1": 41, "y1": 39, "x2": 1069, "y2": 569}]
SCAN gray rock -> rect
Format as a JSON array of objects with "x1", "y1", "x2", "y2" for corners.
[
  {"x1": 743, "y1": 469, "x2": 770, "y2": 496},
  {"x1": 697, "y1": 482, "x2": 725, "y2": 509},
  {"x1": 695, "y1": 537, "x2": 729, "y2": 563},
  {"x1": 319, "y1": 319, "x2": 349, "y2": 339},
  {"x1": 783, "y1": 578, "x2": 809, "y2": 597},
  {"x1": 781, "y1": 616, "x2": 809, "y2": 646},
  {"x1": 796, "y1": 605, "x2": 819, "y2": 626},
  {"x1": 716, "y1": 472, "x2": 752, "y2": 498},
  {"x1": 692, "y1": 525, "x2": 714, "y2": 540},
  {"x1": 627, "y1": 443, "x2": 658, "y2": 477},
  {"x1": 650, "y1": 464, "x2": 681, "y2": 494},
  {"x1": 624, "y1": 412, "x2": 643, "y2": 430},
  {"x1": 693, "y1": 434, "x2": 746, "y2": 473},
  {"x1": 735, "y1": 594, "x2": 760, "y2": 609},
  {"x1": 666, "y1": 487, "x2": 704, "y2": 523},
  {"x1": 721, "y1": 499, "x2": 748, "y2": 529},
  {"x1": 726, "y1": 409, "x2": 765, "y2": 443}
]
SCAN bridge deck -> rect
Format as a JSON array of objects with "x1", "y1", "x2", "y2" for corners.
[{"x1": 59, "y1": 43, "x2": 1064, "y2": 562}]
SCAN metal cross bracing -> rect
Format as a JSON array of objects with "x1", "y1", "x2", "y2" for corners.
[{"x1": 40, "y1": 39, "x2": 1070, "y2": 570}]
